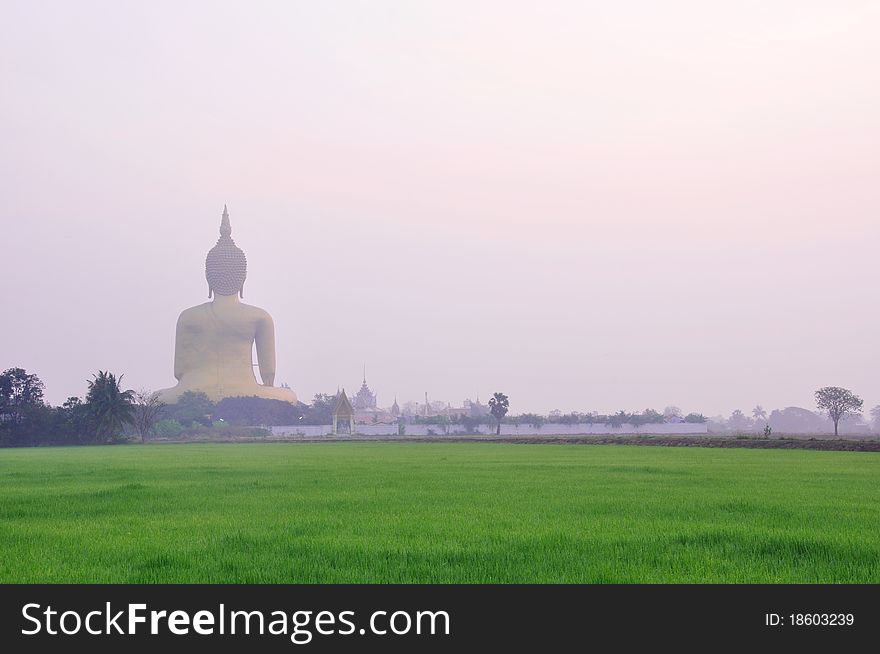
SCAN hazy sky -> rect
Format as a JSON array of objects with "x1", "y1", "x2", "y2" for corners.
[{"x1": 2, "y1": 1, "x2": 879, "y2": 416}]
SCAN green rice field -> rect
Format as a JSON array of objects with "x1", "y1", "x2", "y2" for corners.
[{"x1": 0, "y1": 442, "x2": 877, "y2": 583}]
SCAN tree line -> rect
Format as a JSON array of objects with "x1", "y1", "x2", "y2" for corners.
[
  {"x1": 0, "y1": 368, "x2": 145, "y2": 446},
  {"x1": 1, "y1": 366, "x2": 873, "y2": 447},
  {"x1": 0, "y1": 368, "x2": 310, "y2": 446},
  {"x1": 717, "y1": 387, "x2": 867, "y2": 437}
]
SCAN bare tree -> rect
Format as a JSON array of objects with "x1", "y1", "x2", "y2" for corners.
[
  {"x1": 132, "y1": 390, "x2": 166, "y2": 443},
  {"x1": 815, "y1": 386, "x2": 863, "y2": 437}
]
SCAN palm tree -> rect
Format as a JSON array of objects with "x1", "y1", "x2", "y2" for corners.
[
  {"x1": 488, "y1": 392, "x2": 509, "y2": 436},
  {"x1": 86, "y1": 371, "x2": 135, "y2": 442}
]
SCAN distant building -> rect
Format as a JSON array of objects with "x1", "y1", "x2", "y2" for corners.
[
  {"x1": 352, "y1": 369, "x2": 377, "y2": 410},
  {"x1": 332, "y1": 390, "x2": 355, "y2": 435},
  {"x1": 465, "y1": 397, "x2": 490, "y2": 418},
  {"x1": 398, "y1": 396, "x2": 492, "y2": 420},
  {"x1": 338, "y1": 368, "x2": 487, "y2": 424}
]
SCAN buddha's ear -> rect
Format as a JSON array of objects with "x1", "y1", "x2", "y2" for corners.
[
  {"x1": 208, "y1": 285, "x2": 213, "y2": 299},
  {"x1": 240, "y1": 282, "x2": 245, "y2": 299}
]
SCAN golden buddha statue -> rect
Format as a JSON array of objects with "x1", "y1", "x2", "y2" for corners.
[{"x1": 158, "y1": 206, "x2": 297, "y2": 404}]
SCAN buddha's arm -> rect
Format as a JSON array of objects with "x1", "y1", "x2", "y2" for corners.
[
  {"x1": 254, "y1": 312, "x2": 277, "y2": 387},
  {"x1": 173, "y1": 314, "x2": 186, "y2": 381}
]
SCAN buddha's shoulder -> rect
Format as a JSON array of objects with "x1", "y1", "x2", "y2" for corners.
[
  {"x1": 177, "y1": 303, "x2": 212, "y2": 323},
  {"x1": 176, "y1": 302, "x2": 271, "y2": 324},
  {"x1": 239, "y1": 303, "x2": 273, "y2": 322}
]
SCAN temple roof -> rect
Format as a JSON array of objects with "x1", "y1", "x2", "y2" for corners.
[
  {"x1": 353, "y1": 366, "x2": 377, "y2": 409},
  {"x1": 332, "y1": 389, "x2": 354, "y2": 417}
]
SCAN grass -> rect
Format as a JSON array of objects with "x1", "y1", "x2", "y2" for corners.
[{"x1": 0, "y1": 442, "x2": 877, "y2": 583}]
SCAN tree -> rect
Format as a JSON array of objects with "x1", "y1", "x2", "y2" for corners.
[
  {"x1": 302, "y1": 393, "x2": 335, "y2": 425},
  {"x1": 0, "y1": 368, "x2": 47, "y2": 446},
  {"x1": 752, "y1": 405, "x2": 767, "y2": 422},
  {"x1": 0, "y1": 367, "x2": 45, "y2": 426},
  {"x1": 132, "y1": 390, "x2": 166, "y2": 443},
  {"x1": 518, "y1": 413, "x2": 545, "y2": 429},
  {"x1": 460, "y1": 414, "x2": 483, "y2": 434},
  {"x1": 628, "y1": 411, "x2": 648, "y2": 427},
  {"x1": 728, "y1": 409, "x2": 751, "y2": 432},
  {"x1": 640, "y1": 408, "x2": 665, "y2": 425},
  {"x1": 609, "y1": 410, "x2": 631, "y2": 427},
  {"x1": 768, "y1": 407, "x2": 827, "y2": 434},
  {"x1": 214, "y1": 396, "x2": 303, "y2": 426},
  {"x1": 554, "y1": 412, "x2": 579, "y2": 425},
  {"x1": 86, "y1": 371, "x2": 135, "y2": 442},
  {"x1": 488, "y1": 392, "x2": 509, "y2": 435},
  {"x1": 663, "y1": 406, "x2": 682, "y2": 421},
  {"x1": 815, "y1": 386, "x2": 863, "y2": 437},
  {"x1": 684, "y1": 413, "x2": 708, "y2": 423},
  {"x1": 58, "y1": 396, "x2": 94, "y2": 443},
  {"x1": 166, "y1": 391, "x2": 215, "y2": 427},
  {"x1": 872, "y1": 406, "x2": 880, "y2": 434}
]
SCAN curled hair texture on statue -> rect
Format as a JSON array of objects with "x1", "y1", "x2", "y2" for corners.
[{"x1": 205, "y1": 205, "x2": 247, "y2": 298}]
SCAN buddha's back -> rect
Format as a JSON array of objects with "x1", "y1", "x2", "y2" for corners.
[
  {"x1": 174, "y1": 301, "x2": 260, "y2": 390},
  {"x1": 157, "y1": 207, "x2": 297, "y2": 405}
]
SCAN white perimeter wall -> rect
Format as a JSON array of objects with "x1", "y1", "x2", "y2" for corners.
[{"x1": 270, "y1": 423, "x2": 709, "y2": 437}]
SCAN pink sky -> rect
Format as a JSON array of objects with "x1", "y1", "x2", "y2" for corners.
[{"x1": 2, "y1": 1, "x2": 879, "y2": 416}]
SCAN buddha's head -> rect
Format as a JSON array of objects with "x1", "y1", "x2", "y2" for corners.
[{"x1": 205, "y1": 205, "x2": 248, "y2": 298}]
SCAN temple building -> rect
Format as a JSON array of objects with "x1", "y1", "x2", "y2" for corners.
[
  {"x1": 331, "y1": 389, "x2": 355, "y2": 435},
  {"x1": 465, "y1": 397, "x2": 491, "y2": 418},
  {"x1": 334, "y1": 369, "x2": 406, "y2": 424},
  {"x1": 333, "y1": 368, "x2": 493, "y2": 425},
  {"x1": 396, "y1": 396, "x2": 490, "y2": 419},
  {"x1": 352, "y1": 368, "x2": 377, "y2": 410}
]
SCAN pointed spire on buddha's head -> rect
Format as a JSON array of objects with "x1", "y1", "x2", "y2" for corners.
[
  {"x1": 220, "y1": 204, "x2": 231, "y2": 237},
  {"x1": 206, "y1": 205, "x2": 248, "y2": 298}
]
